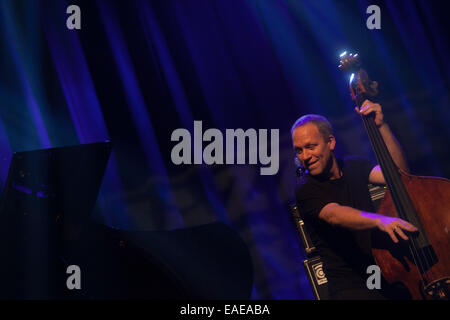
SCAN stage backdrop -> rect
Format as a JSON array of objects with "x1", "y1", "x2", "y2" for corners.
[{"x1": 0, "y1": 0, "x2": 449, "y2": 299}]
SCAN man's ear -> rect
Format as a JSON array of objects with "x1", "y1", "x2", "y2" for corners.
[{"x1": 328, "y1": 135, "x2": 336, "y2": 151}]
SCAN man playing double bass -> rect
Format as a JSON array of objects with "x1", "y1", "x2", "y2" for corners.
[{"x1": 293, "y1": 99, "x2": 418, "y2": 300}]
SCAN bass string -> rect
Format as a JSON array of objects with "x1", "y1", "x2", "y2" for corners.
[
  {"x1": 365, "y1": 116, "x2": 437, "y2": 283},
  {"x1": 361, "y1": 115, "x2": 427, "y2": 281},
  {"x1": 362, "y1": 115, "x2": 431, "y2": 282},
  {"x1": 361, "y1": 114, "x2": 432, "y2": 286},
  {"x1": 364, "y1": 115, "x2": 435, "y2": 284}
]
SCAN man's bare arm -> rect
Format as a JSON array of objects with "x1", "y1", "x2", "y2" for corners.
[
  {"x1": 319, "y1": 202, "x2": 417, "y2": 243},
  {"x1": 357, "y1": 100, "x2": 410, "y2": 184}
]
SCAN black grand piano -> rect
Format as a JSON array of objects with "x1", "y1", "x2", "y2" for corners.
[{"x1": 0, "y1": 142, "x2": 253, "y2": 299}]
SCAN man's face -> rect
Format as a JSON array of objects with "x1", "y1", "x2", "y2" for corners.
[{"x1": 292, "y1": 123, "x2": 335, "y2": 176}]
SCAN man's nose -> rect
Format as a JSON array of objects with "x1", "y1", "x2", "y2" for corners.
[{"x1": 302, "y1": 150, "x2": 311, "y2": 161}]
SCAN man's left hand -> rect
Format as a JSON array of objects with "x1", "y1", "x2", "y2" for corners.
[{"x1": 355, "y1": 100, "x2": 385, "y2": 128}]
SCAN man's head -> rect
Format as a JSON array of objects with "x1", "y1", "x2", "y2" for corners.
[{"x1": 291, "y1": 115, "x2": 336, "y2": 176}]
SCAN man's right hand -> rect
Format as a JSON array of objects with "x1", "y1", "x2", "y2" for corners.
[
  {"x1": 319, "y1": 203, "x2": 418, "y2": 242},
  {"x1": 376, "y1": 216, "x2": 418, "y2": 243}
]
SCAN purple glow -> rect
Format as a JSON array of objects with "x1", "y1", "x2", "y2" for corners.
[
  {"x1": 42, "y1": 5, "x2": 133, "y2": 229},
  {"x1": 1, "y1": 3, "x2": 51, "y2": 148},
  {"x1": 138, "y1": 1, "x2": 232, "y2": 224},
  {"x1": 98, "y1": 1, "x2": 183, "y2": 229},
  {"x1": 139, "y1": 1, "x2": 194, "y2": 128},
  {"x1": 36, "y1": 191, "x2": 56, "y2": 198},
  {"x1": 44, "y1": 22, "x2": 109, "y2": 144},
  {"x1": 12, "y1": 183, "x2": 32, "y2": 195}
]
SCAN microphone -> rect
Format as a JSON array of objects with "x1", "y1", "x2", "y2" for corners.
[{"x1": 294, "y1": 157, "x2": 305, "y2": 177}]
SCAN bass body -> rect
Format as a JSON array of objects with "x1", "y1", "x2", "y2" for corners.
[{"x1": 373, "y1": 170, "x2": 450, "y2": 299}]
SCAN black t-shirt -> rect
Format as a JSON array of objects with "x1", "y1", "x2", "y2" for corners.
[{"x1": 295, "y1": 156, "x2": 377, "y2": 295}]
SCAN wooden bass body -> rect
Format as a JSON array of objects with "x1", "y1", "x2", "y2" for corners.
[{"x1": 372, "y1": 171, "x2": 450, "y2": 299}]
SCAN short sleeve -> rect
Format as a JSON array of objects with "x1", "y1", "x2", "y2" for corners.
[
  {"x1": 295, "y1": 178, "x2": 334, "y2": 220},
  {"x1": 343, "y1": 156, "x2": 376, "y2": 183}
]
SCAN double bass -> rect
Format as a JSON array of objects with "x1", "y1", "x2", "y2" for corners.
[{"x1": 338, "y1": 52, "x2": 450, "y2": 300}]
